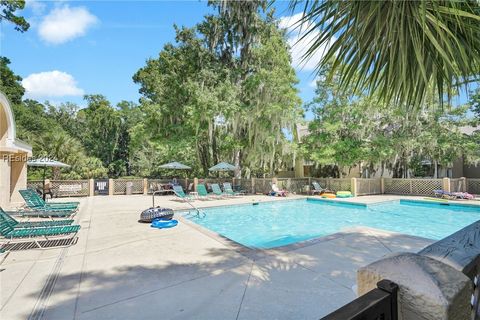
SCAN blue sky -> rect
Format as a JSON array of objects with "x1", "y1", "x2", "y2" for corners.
[{"x1": 1, "y1": 0, "x2": 320, "y2": 113}]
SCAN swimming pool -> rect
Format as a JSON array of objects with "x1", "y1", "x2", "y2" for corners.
[{"x1": 185, "y1": 199, "x2": 480, "y2": 249}]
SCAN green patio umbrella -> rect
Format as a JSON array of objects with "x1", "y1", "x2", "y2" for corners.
[
  {"x1": 159, "y1": 162, "x2": 191, "y2": 170},
  {"x1": 208, "y1": 162, "x2": 237, "y2": 172},
  {"x1": 27, "y1": 158, "x2": 70, "y2": 200}
]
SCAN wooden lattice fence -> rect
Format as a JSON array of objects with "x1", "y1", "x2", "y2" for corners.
[
  {"x1": 113, "y1": 179, "x2": 144, "y2": 195},
  {"x1": 356, "y1": 178, "x2": 382, "y2": 196},
  {"x1": 384, "y1": 178, "x2": 442, "y2": 196},
  {"x1": 28, "y1": 180, "x2": 89, "y2": 197},
  {"x1": 467, "y1": 179, "x2": 480, "y2": 195},
  {"x1": 233, "y1": 178, "x2": 253, "y2": 194}
]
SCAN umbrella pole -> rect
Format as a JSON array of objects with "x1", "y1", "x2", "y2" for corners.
[{"x1": 42, "y1": 166, "x2": 46, "y2": 201}]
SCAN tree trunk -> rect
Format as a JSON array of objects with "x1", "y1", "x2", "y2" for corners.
[{"x1": 234, "y1": 149, "x2": 241, "y2": 178}]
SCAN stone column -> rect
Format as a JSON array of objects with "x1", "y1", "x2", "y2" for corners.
[
  {"x1": 351, "y1": 177, "x2": 357, "y2": 196},
  {"x1": 109, "y1": 178, "x2": 114, "y2": 196},
  {"x1": 0, "y1": 155, "x2": 11, "y2": 208},
  {"x1": 443, "y1": 177, "x2": 451, "y2": 192},
  {"x1": 9, "y1": 156, "x2": 27, "y2": 207},
  {"x1": 143, "y1": 178, "x2": 148, "y2": 195},
  {"x1": 89, "y1": 179, "x2": 94, "y2": 196}
]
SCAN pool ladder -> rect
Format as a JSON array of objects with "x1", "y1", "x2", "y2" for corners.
[
  {"x1": 152, "y1": 190, "x2": 206, "y2": 218},
  {"x1": 184, "y1": 200, "x2": 206, "y2": 218}
]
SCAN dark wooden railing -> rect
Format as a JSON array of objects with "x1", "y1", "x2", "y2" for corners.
[{"x1": 320, "y1": 280, "x2": 398, "y2": 320}]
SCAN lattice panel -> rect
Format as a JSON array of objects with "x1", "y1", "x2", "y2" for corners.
[
  {"x1": 356, "y1": 179, "x2": 381, "y2": 195},
  {"x1": 384, "y1": 179, "x2": 442, "y2": 196},
  {"x1": 276, "y1": 178, "x2": 288, "y2": 191},
  {"x1": 288, "y1": 178, "x2": 310, "y2": 194},
  {"x1": 327, "y1": 179, "x2": 352, "y2": 192},
  {"x1": 52, "y1": 180, "x2": 89, "y2": 197},
  {"x1": 450, "y1": 179, "x2": 465, "y2": 192},
  {"x1": 384, "y1": 179, "x2": 410, "y2": 194},
  {"x1": 27, "y1": 181, "x2": 43, "y2": 192},
  {"x1": 27, "y1": 180, "x2": 89, "y2": 197},
  {"x1": 254, "y1": 178, "x2": 271, "y2": 194},
  {"x1": 467, "y1": 179, "x2": 480, "y2": 195},
  {"x1": 113, "y1": 179, "x2": 144, "y2": 195},
  {"x1": 147, "y1": 179, "x2": 171, "y2": 193},
  {"x1": 233, "y1": 179, "x2": 253, "y2": 194},
  {"x1": 411, "y1": 179, "x2": 442, "y2": 195},
  {"x1": 313, "y1": 179, "x2": 329, "y2": 191}
]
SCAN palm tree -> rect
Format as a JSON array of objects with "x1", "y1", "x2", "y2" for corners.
[{"x1": 291, "y1": 0, "x2": 480, "y2": 109}]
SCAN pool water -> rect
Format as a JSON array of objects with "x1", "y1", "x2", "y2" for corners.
[{"x1": 185, "y1": 199, "x2": 480, "y2": 249}]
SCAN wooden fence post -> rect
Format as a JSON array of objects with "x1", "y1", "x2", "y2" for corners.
[
  {"x1": 380, "y1": 177, "x2": 385, "y2": 194},
  {"x1": 143, "y1": 178, "x2": 148, "y2": 195},
  {"x1": 193, "y1": 177, "x2": 198, "y2": 191},
  {"x1": 109, "y1": 178, "x2": 114, "y2": 196},
  {"x1": 251, "y1": 177, "x2": 256, "y2": 194},
  {"x1": 351, "y1": 177, "x2": 357, "y2": 196},
  {"x1": 89, "y1": 178, "x2": 94, "y2": 196},
  {"x1": 443, "y1": 177, "x2": 451, "y2": 192}
]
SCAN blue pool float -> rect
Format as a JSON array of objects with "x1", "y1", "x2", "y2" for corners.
[{"x1": 151, "y1": 219, "x2": 178, "y2": 229}]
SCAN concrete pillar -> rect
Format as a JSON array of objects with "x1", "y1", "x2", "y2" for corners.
[
  {"x1": 358, "y1": 252, "x2": 472, "y2": 320},
  {"x1": 143, "y1": 178, "x2": 148, "y2": 195},
  {"x1": 88, "y1": 179, "x2": 94, "y2": 196},
  {"x1": 109, "y1": 178, "x2": 114, "y2": 196},
  {"x1": 193, "y1": 177, "x2": 198, "y2": 191},
  {"x1": 380, "y1": 177, "x2": 385, "y2": 194},
  {"x1": 0, "y1": 155, "x2": 11, "y2": 208},
  {"x1": 443, "y1": 177, "x2": 451, "y2": 192},
  {"x1": 10, "y1": 156, "x2": 27, "y2": 206},
  {"x1": 351, "y1": 177, "x2": 357, "y2": 196}
]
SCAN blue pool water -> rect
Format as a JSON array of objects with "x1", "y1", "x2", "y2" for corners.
[{"x1": 185, "y1": 199, "x2": 480, "y2": 249}]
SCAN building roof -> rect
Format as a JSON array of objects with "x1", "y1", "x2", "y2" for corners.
[{"x1": 459, "y1": 126, "x2": 480, "y2": 136}]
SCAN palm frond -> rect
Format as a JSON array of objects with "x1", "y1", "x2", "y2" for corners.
[{"x1": 291, "y1": 0, "x2": 480, "y2": 109}]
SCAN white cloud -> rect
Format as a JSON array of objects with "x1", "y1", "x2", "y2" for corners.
[
  {"x1": 25, "y1": 0, "x2": 46, "y2": 15},
  {"x1": 22, "y1": 71, "x2": 84, "y2": 98},
  {"x1": 279, "y1": 12, "x2": 305, "y2": 31},
  {"x1": 279, "y1": 13, "x2": 335, "y2": 71},
  {"x1": 38, "y1": 5, "x2": 98, "y2": 44}
]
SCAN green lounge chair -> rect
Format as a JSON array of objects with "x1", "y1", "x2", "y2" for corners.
[
  {"x1": 196, "y1": 184, "x2": 217, "y2": 199},
  {"x1": 172, "y1": 185, "x2": 194, "y2": 201},
  {"x1": 0, "y1": 208, "x2": 73, "y2": 228},
  {"x1": 19, "y1": 190, "x2": 79, "y2": 212},
  {"x1": 311, "y1": 182, "x2": 331, "y2": 195},
  {"x1": 5, "y1": 208, "x2": 75, "y2": 218},
  {"x1": 211, "y1": 184, "x2": 230, "y2": 198},
  {"x1": 0, "y1": 214, "x2": 80, "y2": 248},
  {"x1": 21, "y1": 189, "x2": 80, "y2": 208},
  {"x1": 223, "y1": 182, "x2": 244, "y2": 196}
]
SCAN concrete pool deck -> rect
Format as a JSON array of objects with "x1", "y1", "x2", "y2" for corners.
[{"x1": 1, "y1": 194, "x2": 476, "y2": 319}]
